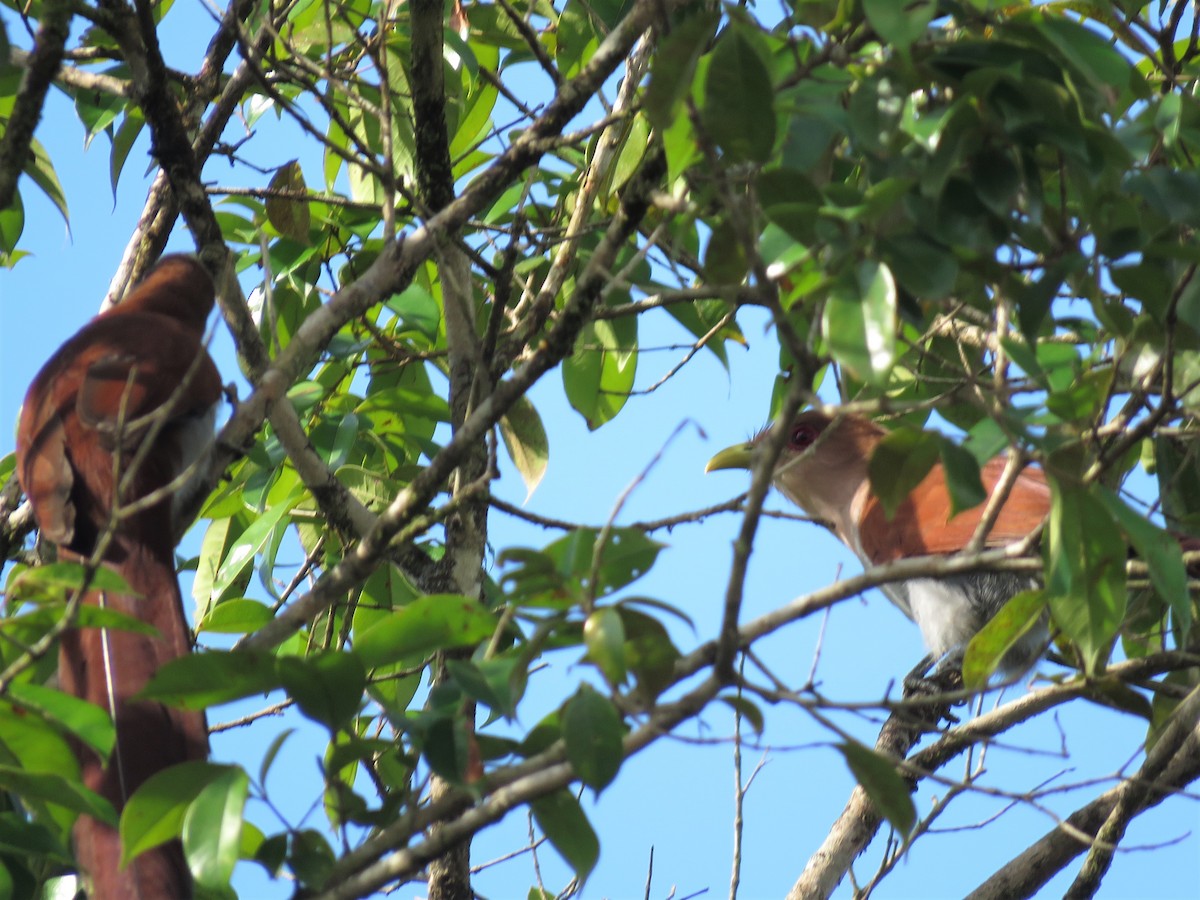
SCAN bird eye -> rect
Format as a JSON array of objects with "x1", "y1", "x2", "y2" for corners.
[{"x1": 789, "y1": 424, "x2": 818, "y2": 449}]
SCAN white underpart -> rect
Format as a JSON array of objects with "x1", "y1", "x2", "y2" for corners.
[
  {"x1": 170, "y1": 403, "x2": 218, "y2": 528},
  {"x1": 900, "y1": 578, "x2": 979, "y2": 658},
  {"x1": 842, "y1": 508, "x2": 980, "y2": 658},
  {"x1": 845, "y1": 544, "x2": 977, "y2": 658}
]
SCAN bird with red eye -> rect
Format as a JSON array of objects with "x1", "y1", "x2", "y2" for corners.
[
  {"x1": 15, "y1": 255, "x2": 221, "y2": 899},
  {"x1": 788, "y1": 420, "x2": 821, "y2": 451},
  {"x1": 707, "y1": 410, "x2": 1051, "y2": 688}
]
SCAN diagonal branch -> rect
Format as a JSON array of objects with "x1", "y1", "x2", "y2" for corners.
[{"x1": 0, "y1": 0, "x2": 72, "y2": 213}]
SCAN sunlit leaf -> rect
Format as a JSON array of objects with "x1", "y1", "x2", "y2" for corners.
[
  {"x1": 7, "y1": 682, "x2": 115, "y2": 759},
  {"x1": 182, "y1": 766, "x2": 250, "y2": 890},
  {"x1": 823, "y1": 262, "x2": 897, "y2": 385},
  {"x1": 265, "y1": 161, "x2": 311, "y2": 244},
  {"x1": 500, "y1": 396, "x2": 550, "y2": 500},
  {"x1": 353, "y1": 595, "x2": 496, "y2": 668},
  {"x1": 121, "y1": 762, "x2": 230, "y2": 866},
  {"x1": 963, "y1": 590, "x2": 1046, "y2": 689}
]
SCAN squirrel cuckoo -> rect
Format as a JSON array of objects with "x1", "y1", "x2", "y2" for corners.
[
  {"x1": 707, "y1": 410, "x2": 1052, "y2": 677},
  {"x1": 15, "y1": 255, "x2": 221, "y2": 898}
]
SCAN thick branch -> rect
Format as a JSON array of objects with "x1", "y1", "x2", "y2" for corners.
[
  {"x1": 968, "y1": 701, "x2": 1200, "y2": 900},
  {"x1": 1063, "y1": 684, "x2": 1200, "y2": 898},
  {"x1": 0, "y1": 0, "x2": 72, "y2": 213},
  {"x1": 237, "y1": 144, "x2": 668, "y2": 651}
]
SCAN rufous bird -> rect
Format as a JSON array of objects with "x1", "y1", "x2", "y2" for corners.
[
  {"x1": 15, "y1": 255, "x2": 221, "y2": 899},
  {"x1": 707, "y1": 410, "x2": 1052, "y2": 678}
]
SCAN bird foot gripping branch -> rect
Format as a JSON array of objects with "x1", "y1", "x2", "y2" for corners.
[
  {"x1": 15, "y1": 255, "x2": 221, "y2": 899},
  {"x1": 707, "y1": 410, "x2": 1052, "y2": 695}
]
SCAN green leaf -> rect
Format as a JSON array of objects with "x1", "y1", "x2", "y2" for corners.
[
  {"x1": 1031, "y1": 12, "x2": 1132, "y2": 91},
  {"x1": 259, "y1": 729, "x2": 296, "y2": 786},
  {"x1": 182, "y1": 766, "x2": 250, "y2": 891},
  {"x1": 422, "y1": 716, "x2": 472, "y2": 783},
  {"x1": 536, "y1": 528, "x2": 664, "y2": 598},
  {"x1": 210, "y1": 484, "x2": 305, "y2": 599},
  {"x1": 555, "y1": 0, "x2": 600, "y2": 79},
  {"x1": 935, "y1": 437, "x2": 987, "y2": 518},
  {"x1": 530, "y1": 789, "x2": 600, "y2": 881},
  {"x1": 386, "y1": 285, "x2": 441, "y2": 341},
  {"x1": 198, "y1": 598, "x2": 275, "y2": 634},
  {"x1": 193, "y1": 517, "x2": 234, "y2": 617},
  {"x1": 265, "y1": 160, "x2": 311, "y2": 244},
  {"x1": 867, "y1": 428, "x2": 939, "y2": 520},
  {"x1": 1046, "y1": 476, "x2": 1127, "y2": 674},
  {"x1": 663, "y1": 93, "x2": 703, "y2": 184},
  {"x1": 970, "y1": 145, "x2": 1021, "y2": 216},
  {"x1": 720, "y1": 695, "x2": 765, "y2": 734},
  {"x1": 562, "y1": 684, "x2": 623, "y2": 792},
  {"x1": 73, "y1": 80, "x2": 124, "y2": 144},
  {"x1": 0, "y1": 813, "x2": 70, "y2": 863},
  {"x1": 619, "y1": 608, "x2": 681, "y2": 700},
  {"x1": 0, "y1": 858, "x2": 13, "y2": 897},
  {"x1": 863, "y1": 0, "x2": 935, "y2": 51},
  {"x1": 644, "y1": 11, "x2": 720, "y2": 130},
  {"x1": 1155, "y1": 433, "x2": 1200, "y2": 539},
  {"x1": 666, "y1": 296, "x2": 740, "y2": 366},
  {"x1": 445, "y1": 657, "x2": 521, "y2": 719},
  {"x1": 879, "y1": 234, "x2": 957, "y2": 300},
  {"x1": 583, "y1": 608, "x2": 627, "y2": 686},
  {"x1": 1097, "y1": 487, "x2": 1191, "y2": 642},
  {"x1": 0, "y1": 188, "x2": 23, "y2": 254},
  {"x1": 701, "y1": 25, "x2": 776, "y2": 163},
  {"x1": 7, "y1": 682, "x2": 115, "y2": 759},
  {"x1": 278, "y1": 651, "x2": 366, "y2": 731},
  {"x1": 591, "y1": 528, "x2": 664, "y2": 595},
  {"x1": 562, "y1": 318, "x2": 637, "y2": 430},
  {"x1": 353, "y1": 595, "x2": 496, "y2": 668},
  {"x1": 139, "y1": 651, "x2": 282, "y2": 710},
  {"x1": 9, "y1": 561, "x2": 133, "y2": 600},
  {"x1": 703, "y1": 217, "x2": 748, "y2": 284},
  {"x1": 23, "y1": 137, "x2": 69, "y2": 225},
  {"x1": 121, "y1": 762, "x2": 232, "y2": 865},
  {"x1": 836, "y1": 742, "x2": 915, "y2": 837},
  {"x1": 289, "y1": 829, "x2": 336, "y2": 888},
  {"x1": 0, "y1": 765, "x2": 113, "y2": 822},
  {"x1": 822, "y1": 262, "x2": 897, "y2": 386},
  {"x1": 499, "y1": 396, "x2": 549, "y2": 501},
  {"x1": 963, "y1": 590, "x2": 1046, "y2": 689},
  {"x1": 109, "y1": 110, "x2": 145, "y2": 199},
  {"x1": 0, "y1": 704, "x2": 83, "y2": 831},
  {"x1": 608, "y1": 113, "x2": 651, "y2": 197},
  {"x1": 6, "y1": 602, "x2": 158, "y2": 637}
]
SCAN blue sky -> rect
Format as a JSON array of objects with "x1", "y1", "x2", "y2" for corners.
[{"x1": 3, "y1": 3, "x2": 1199, "y2": 897}]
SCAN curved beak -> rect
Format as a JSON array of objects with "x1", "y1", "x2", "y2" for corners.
[{"x1": 705, "y1": 442, "x2": 755, "y2": 473}]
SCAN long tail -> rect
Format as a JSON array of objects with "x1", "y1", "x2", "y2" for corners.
[{"x1": 60, "y1": 544, "x2": 208, "y2": 899}]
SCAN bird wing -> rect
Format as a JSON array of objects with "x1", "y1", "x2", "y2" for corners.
[
  {"x1": 75, "y1": 317, "x2": 220, "y2": 446},
  {"x1": 16, "y1": 400, "x2": 75, "y2": 545},
  {"x1": 17, "y1": 313, "x2": 222, "y2": 546},
  {"x1": 860, "y1": 456, "x2": 1050, "y2": 563}
]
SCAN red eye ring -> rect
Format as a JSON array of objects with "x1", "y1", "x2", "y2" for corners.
[{"x1": 789, "y1": 424, "x2": 819, "y2": 449}]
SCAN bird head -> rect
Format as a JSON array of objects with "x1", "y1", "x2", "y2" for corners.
[{"x1": 706, "y1": 410, "x2": 887, "y2": 537}]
